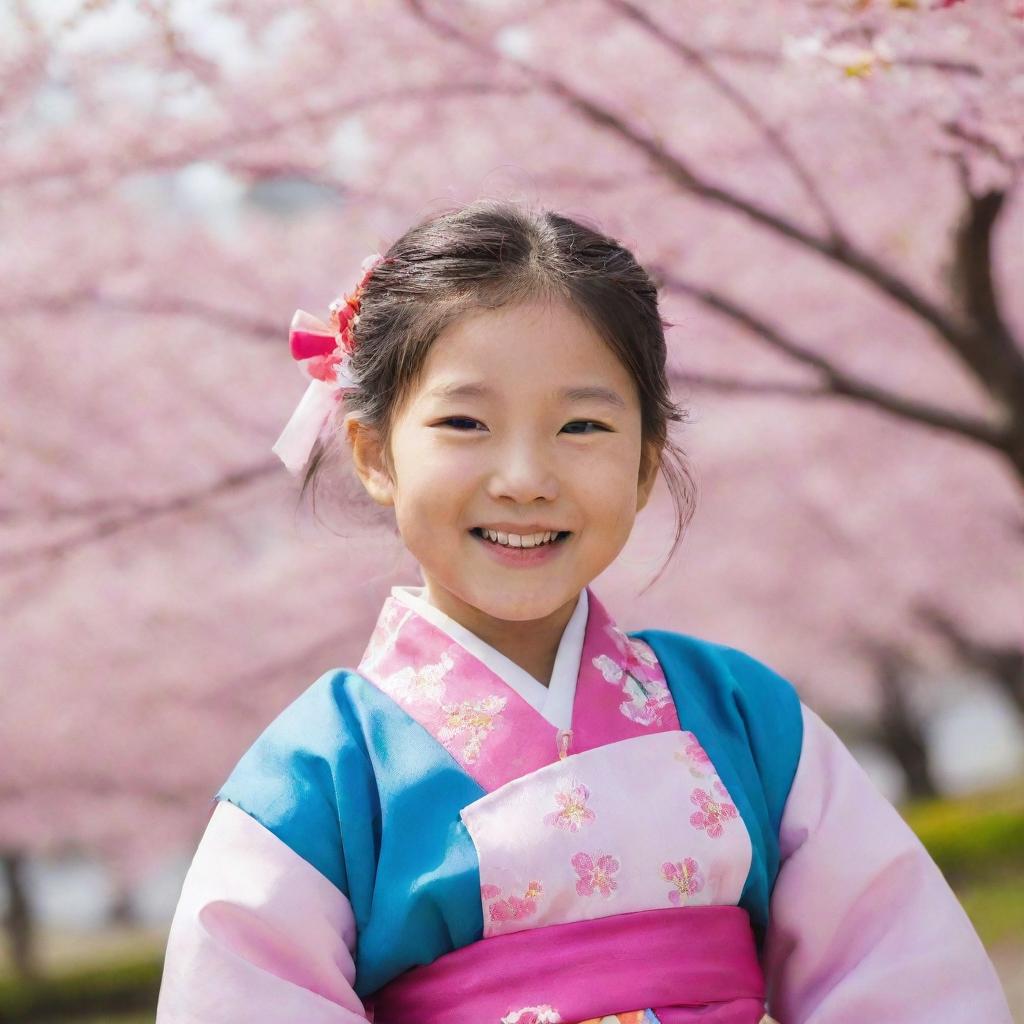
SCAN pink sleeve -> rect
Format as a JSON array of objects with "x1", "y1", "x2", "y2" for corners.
[
  {"x1": 762, "y1": 702, "x2": 1012, "y2": 1023},
  {"x1": 156, "y1": 799, "x2": 370, "y2": 1023}
]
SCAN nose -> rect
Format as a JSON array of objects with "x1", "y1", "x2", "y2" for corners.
[{"x1": 486, "y1": 436, "x2": 560, "y2": 504}]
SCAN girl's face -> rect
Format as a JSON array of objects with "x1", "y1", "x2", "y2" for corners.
[{"x1": 349, "y1": 297, "x2": 658, "y2": 628}]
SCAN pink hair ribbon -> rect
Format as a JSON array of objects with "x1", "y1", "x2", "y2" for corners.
[{"x1": 271, "y1": 253, "x2": 384, "y2": 475}]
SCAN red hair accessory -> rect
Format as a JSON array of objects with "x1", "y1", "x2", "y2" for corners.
[{"x1": 271, "y1": 253, "x2": 385, "y2": 475}]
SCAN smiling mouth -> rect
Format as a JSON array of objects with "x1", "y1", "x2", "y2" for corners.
[{"x1": 469, "y1": 527, "x2": 572, "y2": 549}]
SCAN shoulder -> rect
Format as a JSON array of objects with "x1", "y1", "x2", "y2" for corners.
[
  {"x1": 630, "y1": 627, "x2": 803, "y2": 721},
  {"x1": 631, "y1": 628, "x2": 806, "y2": 821},
  {"x1": 215, "y1": 667, "x2": 377, "y2": 894}
]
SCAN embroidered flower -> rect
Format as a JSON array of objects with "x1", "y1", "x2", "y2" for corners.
[
  {"x1": 384, "y1": 649, "x2": 453, "y2": 704},
  {"x1": 626, "y1": 635, "x2": 659, "y2": 669},
  {"x1": 484, "y1": 880, "x2": 544, "y2": 923},
  {"x1": 571, "y1": 851, "x2": 621, "y2": 898},
  {"x1": 689, "y1": 787, "x2": 739, "y2": 838},
  {"x1": 594, "y1": 627, "x2": 672, "y2": 727},
  {"x1": 674, "y1": 734, "x2": 714, "y2": 776},
  {"x1": 604, "y1": 624, "x2": 658, "y2": 676},
  {"x1": 661, "y1": 857, "x2": 705, "y2": 906},
  {"x1": 438, "y1": 693, "x2": 506, "y2": 763},
  {"x1": 619, "y1": 673, "x2": 672, "y2": 727},
  {"x1": 359, "y1": 602, "x2": 412, "y2": 674},
  {"x1": 501, "y1": 1006, "x2": 562, "y2": 1024},
  {"x1": 685, "y1": 735, "x2": 713, "y2": 770},
  {"x1": 543, "y1": 781, "x2": 596, "y2": 832},
  {"x1": 592, "y1": 653, "x2": 623, "y2": 684}
]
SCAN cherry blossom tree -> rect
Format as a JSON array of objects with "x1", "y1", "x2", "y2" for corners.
[{"x1": 1, "y1": 0, "x2": 1022, "y2": 976}]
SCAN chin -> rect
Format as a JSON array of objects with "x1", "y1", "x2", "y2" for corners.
[{"x1": 465, "y1": 584, "x2": 576, "y2": 624}]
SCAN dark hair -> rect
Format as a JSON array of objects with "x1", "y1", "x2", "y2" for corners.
[{"x1": 300, "y1": 198, "x2": 698, "y2": 584}]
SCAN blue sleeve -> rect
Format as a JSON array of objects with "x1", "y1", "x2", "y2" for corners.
[{"x1": 215, "y1": 668, "x2": 381, "y2": 901}]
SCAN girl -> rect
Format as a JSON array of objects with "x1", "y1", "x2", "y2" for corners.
[{"x1": 156, "y1": 200, "x2": 1012, "y2": 1024}]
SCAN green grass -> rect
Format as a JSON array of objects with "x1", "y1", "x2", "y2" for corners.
[
  {"x1": 34, "y1": 1017, "x2": 152, "y2": 1024},
  {"x1": 901, "y1": 776, "x2": 1024, "y2": 881},
  {"x1": 899, "y1": 777, "x2": 1024, "y2": 948},
  {"x1": 955, "y1": 870, "x2": 1024, "y2": 947},
  {"x1": 0, "y1": 956, "x2": 160, "y2": 1022}
]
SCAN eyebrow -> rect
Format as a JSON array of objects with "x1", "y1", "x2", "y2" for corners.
[{"x1": 427, "y1": 382, "x2": 627, "y2": 408}]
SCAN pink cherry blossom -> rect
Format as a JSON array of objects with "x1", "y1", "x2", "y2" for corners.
[
  {"x1": 571, "y1": 851, "x2": 621, "y2": 898},
  {"x1": 685, "y1": 736, "x2": 713, "y2": 770},
  {"x1": 689, "y1": 787, "x2": 740, "y2": 839},
  {"x1": 661, "y1": 857, "x2": 706, "y2": 906},
  {"x1": 484, "y1": 880, "x2": 543, "y2": 922},
  {"x1": 543, "y1": 782, "x2": 596, "y2": 832}
]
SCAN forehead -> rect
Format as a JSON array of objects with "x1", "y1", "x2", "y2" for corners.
[{"x1": 414, "y1": 297, "x2": 637, "y2": 399}]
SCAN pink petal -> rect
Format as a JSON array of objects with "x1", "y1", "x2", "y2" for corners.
[
  {"x1": 576, "y1": 878, "x2": 595, "y2": 897},
  {"x1": 571, "y1": 852, "x2": 594, "y2": 874},
  {"x1": 489, "y1": 900, "x2": 511, "y2": 922},
  {"x1": 507, "y1": 897, "x2": 529, "y2": 919}
]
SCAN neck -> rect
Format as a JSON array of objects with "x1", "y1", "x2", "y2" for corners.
[{"x1": 422, "y1": 583, "x2": 580, "y2": 687}]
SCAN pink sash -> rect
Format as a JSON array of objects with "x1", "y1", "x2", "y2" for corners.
[{"x1": 366, "y1": 904, "x2": 767, "y2": 1024}]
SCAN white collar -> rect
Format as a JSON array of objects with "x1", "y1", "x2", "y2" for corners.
[{"x1": 388, "y1": 585, "x2": 588, "y2": 731}]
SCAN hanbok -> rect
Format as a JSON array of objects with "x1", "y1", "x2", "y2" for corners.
[{"x1": 156, "y1": 585, "x2": 1011, "y2": 1023}]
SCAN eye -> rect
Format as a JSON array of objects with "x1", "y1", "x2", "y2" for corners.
[
  {"x1": 437, "y1": 416, "x2": 485, "y2": 431},
  {"x1": 561, "y1": 420, "x2": 610, "y2": 434}
]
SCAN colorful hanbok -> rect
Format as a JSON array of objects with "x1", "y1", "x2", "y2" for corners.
[{"x1": 156, "y1": 585, "x2": 1011, "y2": 1023}]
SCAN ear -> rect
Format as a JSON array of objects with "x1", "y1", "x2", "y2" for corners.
[
  {"x1": 345, "y1": 417, "x2": 395, "y2": 507},
  {"x1": 636, "y1": 442, "x2": 660, "y2": 513}
]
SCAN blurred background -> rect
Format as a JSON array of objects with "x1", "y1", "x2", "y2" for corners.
[{"x1": 2, "y1": 0, "x2": 1023, "y2": 1019}]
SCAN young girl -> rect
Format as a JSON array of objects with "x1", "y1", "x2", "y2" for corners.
[{"x1": 156, "y1": 200, "x2": 1012, "y2": 1024}]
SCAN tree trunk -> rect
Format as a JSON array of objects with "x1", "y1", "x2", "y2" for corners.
[
  {"x1": 1, "y1": 850, "x2": 38, "y2": 980},
  {"x1": 108, "y1": 881, "x2": 137, "y2": 927},
  {"x1": 876, "y1": 658, "x2": 940, "y2": 801},
  {"x1": 916, "y1": 603, "x2": 1024, "y2": 727}
]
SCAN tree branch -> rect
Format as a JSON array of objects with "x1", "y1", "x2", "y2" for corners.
[
  {"x1": 945, "y1": 164, "x2": 1024, "y2": 415},
  {"x1": 0, "y1": 81, "x2": 532, "y2": 193},
  {"x1": 658, "y1": 269, "x2": 1007, "y2": 448},
  {"x1": 402, "y1": 0, "x2": 994, "y2": 388},
  {"x1": 0, "y1": 460, "x2": 279, "y2": 573},
  {"x1": 0, "y1": 288, "x2": 280, "y2": 339},
  {"x1": 602, "y1": 0, "x2": 846, "y2": 238}
]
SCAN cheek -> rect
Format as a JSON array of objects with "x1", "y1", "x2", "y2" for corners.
[
  {"x1": 390, "y1": 441, "x2": 476, "y2": 534},
  {"x1": 578, "y1": 451, "x2": 644, "y2": 538},
  {"x1": 570, "y1": 440, "x2": 642, "y2": 499}
]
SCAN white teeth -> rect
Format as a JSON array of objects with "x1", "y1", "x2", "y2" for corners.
[
  {"x1": 479, "y1": 529, "x2": 561, "y2": 548},
  {"x1": 521, "y1": 532, "x2": 553, "y2": 547}
]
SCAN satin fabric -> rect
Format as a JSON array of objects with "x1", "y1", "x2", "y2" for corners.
[
  {"x1": 366, "y1": 904, "x2": 767, "y2": 1024},
  {"x1": 156, "y1": 584, "x2": 1012, "y2": 1022}
]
